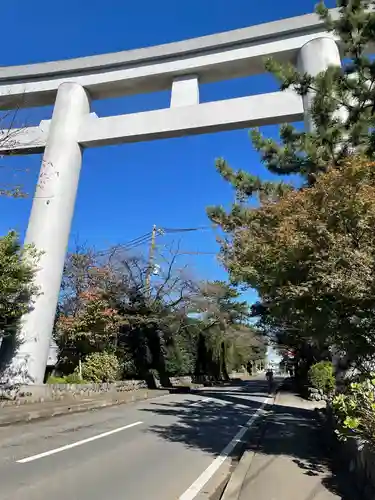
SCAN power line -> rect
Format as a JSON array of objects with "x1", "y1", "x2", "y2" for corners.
[
  {"x1": 96, "y1": 225, "x2": 214, "y2": 258},
  {"x1": 161, "y1": 226, "x2": 212, "y2": 233},
  {"x1": 121, "y1": 235, "x2": 152, "y2": 251},
  {"x1": 97, "y1": 239, "x2": 150, "y2": 256},
  {"x1": 96, "y1": 232, "x2": 152, "y2": 256},
  {"x1": 177, "y1": 251, "x2": 217, "y2": 255},
  {"x1": 121, "y1": 232, "x2": 153, "y2": 247}
]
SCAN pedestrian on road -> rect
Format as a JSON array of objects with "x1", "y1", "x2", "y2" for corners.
[{"x1": 265, "y1": 369, "x2": 274, "y2": 394}]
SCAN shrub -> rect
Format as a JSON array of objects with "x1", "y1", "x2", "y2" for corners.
[
  {"x1": 79, "y1": 352, "x2": 120, "y2": 383},
  {"x1": 64, "y1": 373, "x2": 87, "y2": 384},
  {"x1": 332, "y1": 377, "x2": 375, "y2": 448},
  {"x1": 46, "y1": 374, "x2": 87, "y2": 384},
  {"x1": 165, "y1": 345, "x2": 194, "y2": 376},
  {"x1": 308, "y1": 361, "x2": 335, "y2": 395},
  {"x1": 0, "y1": 231, "x2": 40, "y2": 372},
  {"x1": 46, "y1": 375, "x2": 67, "y2": 384},
  {"x1": 122, "y1": 351, "x2": 138, "y2": 379}
]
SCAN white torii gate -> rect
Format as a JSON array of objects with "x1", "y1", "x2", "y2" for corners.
[{"x1": 0, "y1": 10, "x2": 342, "y2": 385}]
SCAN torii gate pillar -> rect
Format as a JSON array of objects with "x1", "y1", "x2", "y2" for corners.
[
  {"x1": 2, "y1": 83, "x2": 90, "y2": 385},
  {"x1": 297, "y1": 37, "x2": 342, "y2": 131}
]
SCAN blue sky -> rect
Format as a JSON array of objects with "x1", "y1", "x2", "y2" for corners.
[{"x1": 0, "y1": 0, "x2": 335, "y2": 303}]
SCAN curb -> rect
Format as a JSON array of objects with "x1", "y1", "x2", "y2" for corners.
[
  {"x1": 220, "y1": 386, "x2": 282, "y2": 500},
  {"x1": 0, "y1": 389, "x2": 170, "y2": 427},
  {"x1": 221, "y1": 450, "x2": 256, "y2": 500}
]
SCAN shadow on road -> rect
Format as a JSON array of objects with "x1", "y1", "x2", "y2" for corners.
[
  {"x1": 142, "y1": 378, "x2": 357, "y2": 499},
  {"x1": 141, "y1": 379, "x2": 271, "y2": 457}
]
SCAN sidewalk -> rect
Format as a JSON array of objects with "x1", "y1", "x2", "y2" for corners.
[{"x1": 225, "y1": 387, "x2": 357, "y2": 500}]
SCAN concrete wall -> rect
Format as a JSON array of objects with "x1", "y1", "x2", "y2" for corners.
[
  {"x1": 0, "y1": 377, "x2": 197, "y2": 405},
  {"x1": 0, "y1": 380, "x2": 147, "y2": 405},
  {"x1": 0, "y1": 373, "x2": 250, "y2": 406},
  {"x1": 342, "y1": 439, "x2": 375, "y2": 499},
  {"x1": 319, "y1": 410, "x2": 375, "y2": 499}
]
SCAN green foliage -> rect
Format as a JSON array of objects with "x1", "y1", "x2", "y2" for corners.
[
  {"x1": 332, "y1": 377, "x2": 375, "y2": 448},
  {"x1": 0, "y1": 231, "x2": 39, "y2": 337},
  {"x1": 308, "y1": 361, "x2": 335, "y2": 395},
  {"x1": 0, "y1": 231, "x2": 40, "y2": 371},
  {"x1": 64, "y1": 373, "x2": 87, "y2": 384},
  {"x1": 79, "y1": 352, "x2": 121, "y2": 383},
  {"x1": 55, "y1": 249, "x2": 266, "y2": 385},
  {"x1": 46, "y1": 376, "x2": 67, "y2": 384},
  {"x1": 251, "y1": 1, "x2": 375, "y2": 183},
  {"x1": 192, "y1": 281, "x2": 266, "y2": 380},
  {"x1": 122, "y1": 350, "x2": 138, "y2": 379},
  {"x1": 207, "y1": 2, "x2": 375, "y2": 370},
  {"x1": 56, "y1": 291, "x2": 121, "y2": 356},
  {"x1": 46, "y1": 374, "x2": 87, "y2": 384},
  {"x1": 207, "y1": 0, "x2": 375, "y2": 212},
  {"x1": 208, "y1": 0, "x2": 375, "y2": 225},
  {"x1": 211, "y1": 157, "x2": 375, "y2": 366},
  {"x1": 165, "y1": 344, "x2": 195, "y2": 376}
]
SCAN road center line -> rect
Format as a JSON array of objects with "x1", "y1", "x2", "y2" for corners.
[
  {"x1": 179, "y1": 398, "x2": 270, "y2": 500},
  {"x1": 17, "y1": 421, "x2": 143, "y2": 464}
]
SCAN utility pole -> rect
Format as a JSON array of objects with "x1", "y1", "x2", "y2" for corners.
[{"x1": 145, "y1": 224, "x2": 157, "y2": 296}]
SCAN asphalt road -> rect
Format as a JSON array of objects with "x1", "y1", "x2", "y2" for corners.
[{"x1": 0, "y1": 377, "x2": 271, "y2": 500}]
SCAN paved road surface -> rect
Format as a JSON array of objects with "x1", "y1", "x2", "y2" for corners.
[{"x1": 0, "y1": 377, "x2": 270, "y2": 500}]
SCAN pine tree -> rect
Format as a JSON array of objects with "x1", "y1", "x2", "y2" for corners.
[{"x1": 210, "y1": 0, "x2": 375, "y2": 203}]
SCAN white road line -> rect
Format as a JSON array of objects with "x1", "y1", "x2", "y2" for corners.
[
  {"x1": 190, "y1": 397, "x2": 211, "y2": 407},
  {"x1": 179, "y1": 398, "x2": 270, "y2": 500},
  {"x1": 17, "y1": 421, "x2": 143, "y2": 464}
]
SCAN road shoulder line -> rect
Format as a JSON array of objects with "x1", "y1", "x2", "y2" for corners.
[{"x1": 179, "y1": 396, "x2": 271, "y2": 500}]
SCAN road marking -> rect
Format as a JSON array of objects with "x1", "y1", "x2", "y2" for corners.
[
  {"x1": 17, "y1": 421, "x2": 143, "y2": 463},
  {"x1": 190, "y1": 397, "x2": 211, "y2": 407},
  {"x1": 179, "y1": 398, "x2": 270, "y2": 500}
]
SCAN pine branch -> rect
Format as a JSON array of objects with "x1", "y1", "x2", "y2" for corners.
[
  {"x1": 215, "y1": 158, "x2": 292, "y2": 200},
  {"x1": 249, "y1": 1, "x2": 375, "y2": 180}
]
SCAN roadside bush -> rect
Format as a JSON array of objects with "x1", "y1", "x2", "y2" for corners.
[
  {"x1": 46, "y1": 376, "x2": 66, "y2": 384},
  {"x1": 64, "y1": 373, "x2": 86, "y2": 384},
  {"x1": 122, "y1": 350, "x2": 138, "y2": 379},
  {"x1": 0, "y1": 231, "x2": 40, "y2": 373},
  {"x1": 79, "y1": 352, "x2": 120, "y2": 383},
  {"x1": 46, "y1": 374, "x2": 87, "y2": 384},
  {"x1": 308, "y1": 361, "x2": 335, "y2": 395},
  {"x1": 332, "y1": 377, "x2": 375, "y2": 448}
]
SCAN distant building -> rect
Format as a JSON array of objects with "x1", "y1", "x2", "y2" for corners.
[{"x1": 266, "y1": 346, "x2": 282, "y2": 368}]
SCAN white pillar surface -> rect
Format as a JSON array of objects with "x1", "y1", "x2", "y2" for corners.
[
  {"x1": 5, "y1": 82, "x2": 91, "y2": 385},
  {"x1": 170, "y1": 75, "x2": 199, "y2": 107},
  {"x1": 297, "y1": 37, "x2": 342, "y2": 131}
]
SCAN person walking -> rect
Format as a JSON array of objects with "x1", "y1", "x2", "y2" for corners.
[{"x1": 265, "y1": 368, "x2": 274, "y2": 394}]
